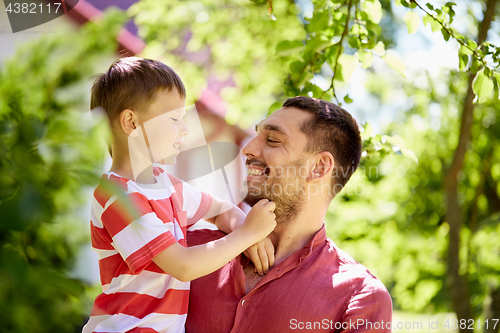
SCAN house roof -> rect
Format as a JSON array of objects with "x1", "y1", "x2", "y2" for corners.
[{"x1": 63, "y1": 0, "x2": 144, "y2": 56}]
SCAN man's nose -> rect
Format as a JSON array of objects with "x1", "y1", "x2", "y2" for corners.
[{"x1": 241, "y1": 136, "x2": 260, "y2": 158}]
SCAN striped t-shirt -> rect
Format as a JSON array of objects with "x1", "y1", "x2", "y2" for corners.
[{"x1": 83, "y1": 165, "x2": 212, "y2": 333}]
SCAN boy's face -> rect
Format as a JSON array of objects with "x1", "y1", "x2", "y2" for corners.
[{"x1": 135, "y1": 88, "x2": 189, "y2": 165}]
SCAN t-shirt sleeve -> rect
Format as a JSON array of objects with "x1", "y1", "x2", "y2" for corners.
[
  {"x1": 339, "y1": 276, "x2": 393, "y2": 332},
  {"x1": 100, "y1": 190, "x2": 178, "y2": 273},
  {"x1": 166, "y1": 173, "x2": 212, "y2": 227}
]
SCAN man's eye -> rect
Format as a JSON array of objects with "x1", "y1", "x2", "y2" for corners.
[{"x1": 267, "y1": 138, "x2": 279, "y2": 143}]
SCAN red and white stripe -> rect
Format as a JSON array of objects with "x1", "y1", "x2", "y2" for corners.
[{"x1": 83, "y1": 165, "x2": 211, "y2": 333}]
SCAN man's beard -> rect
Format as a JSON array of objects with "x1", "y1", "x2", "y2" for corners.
[{"x1": 242, "y1": 158, "x2": 307, "y2": 224}]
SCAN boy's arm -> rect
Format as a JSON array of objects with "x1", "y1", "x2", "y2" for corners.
[
  {"x1": 202, "y1": 196, "x2": 245, "y2": 233},
  {"x1": 166, "y1": 172, "x2": 275, "y2": 274},
  {"x1": 153, "y1": 199, "x2": 276, "y2": 282}
]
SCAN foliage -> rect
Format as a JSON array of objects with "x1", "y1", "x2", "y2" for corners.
[
  {"x1": 0, "y1": 10, "x2": 124, "y2": 332},
  {"x1": 330, "y1": 68, "x2": 500, "y2": 317},
  {"x1": 129, "y1": 0, "x2": 306, "y2": 127},
  {"x1": 130, "y1": 0, "x2": 499, "y2": 116}
]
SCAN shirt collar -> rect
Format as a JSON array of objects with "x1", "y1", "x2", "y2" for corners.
[
  {"x1": 300, "y1": 223, "x2": 327, "y2": 258},
  {"x1": 239, "y1": 223, "x2": 327, "y2": 267}
]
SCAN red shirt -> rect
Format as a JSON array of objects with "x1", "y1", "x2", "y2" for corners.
[
  {"x1": 186, "y1": 225, "x2": 392, "y2": 333},
  {"x1": 84, "y1": 167, "x2": 211, "y2": 333}
]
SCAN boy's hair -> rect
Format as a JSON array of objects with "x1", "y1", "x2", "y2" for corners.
[
  {"x1": 90, "y1": 57, "x2": 186, "y2": 122},
  {"x1": 282, "y1": 96, "x2": 362, "y2": 197}
]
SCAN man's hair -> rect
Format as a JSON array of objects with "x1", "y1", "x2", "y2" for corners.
[
  {"x1": 282, "y1": 96, "x2": 362, "y2": 197},
  {"x1": 90, "y1": 57, "x2": 186, "y2": 122}
]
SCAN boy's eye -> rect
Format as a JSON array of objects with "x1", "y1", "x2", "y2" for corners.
[{"x1": 171, "y1": 118, "x2": 179, "y2": 122}]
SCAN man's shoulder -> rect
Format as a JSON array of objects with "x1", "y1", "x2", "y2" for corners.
[
  {"x1": 187, "y1": 228, "x2": 226, "y2": 246},
  {"x1": 323, "y1": 237, "x2": 389, "y2": 292}
]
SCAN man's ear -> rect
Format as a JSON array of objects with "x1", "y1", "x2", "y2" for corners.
[
  {"x1": 306, "y1": 151, "x2": 334, "y2": 182},
  {"x1": 119, "y1": 109, "x2": 137, "y2": 136}
]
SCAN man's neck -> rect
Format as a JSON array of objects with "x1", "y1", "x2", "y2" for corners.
[
  {"x1": 268, "y1": 204, "x2": 326, "y2": 265},
  {"x1": 242, "y1": 204, "x2": 326, "y2": 293}
]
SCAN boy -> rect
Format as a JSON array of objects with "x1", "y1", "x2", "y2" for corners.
[{"x1": 82, "y1": 57, "x2": 276, "y2": 333}]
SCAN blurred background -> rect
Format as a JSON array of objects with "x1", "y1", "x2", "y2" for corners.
[{"x1": 0, "y1": 0, "x2": 499, "y2": 332}]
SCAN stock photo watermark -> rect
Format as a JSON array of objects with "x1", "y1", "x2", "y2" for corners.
[
  {"x1": 243, "y1": 160, "x2": 381, "y2": 200},
  {"x1": 2, "y1": 0, "x2": 78, "y2": 33},
  {"x1": 290, "y1": 318, "x2": 500, "y2": 331}
]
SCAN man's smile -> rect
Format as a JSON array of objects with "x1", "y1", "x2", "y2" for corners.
[
  {"x1": 245, "y1": 159, "x2": 271, "y2": 180},
  {"x1": 246, "y1": 168, "x2": 264, "y2": 176}
]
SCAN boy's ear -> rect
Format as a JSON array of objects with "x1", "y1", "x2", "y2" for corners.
[
  {"x1": 306, "y1": 151, "x2": 334, "y2": 182},
  {"x1": 119, "y1": 109, "x2": 137, "y2": 135}
]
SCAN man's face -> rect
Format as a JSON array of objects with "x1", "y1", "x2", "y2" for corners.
[{"x1": 242, "y1": 107, "x2": 312, "y2": 222}]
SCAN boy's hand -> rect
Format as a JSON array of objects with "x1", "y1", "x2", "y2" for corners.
[
  {"x1": 241, "y1": 199, "x2": 276, "y2": 240},
  {"x1": 243, "y1": 237, "x2": 275, "y2": 276}
]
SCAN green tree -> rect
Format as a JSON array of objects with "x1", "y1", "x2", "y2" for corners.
[{"x1": 0, "y1": 10, "x2": 125, "y2": 332}]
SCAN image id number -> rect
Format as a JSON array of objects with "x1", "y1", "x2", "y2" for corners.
[
  {"x1": 444, "y1": 319, "x2": 499, "y2": 330},
  {"x1": 6, "y1": 3, "x2": 62, "y2": 14}
]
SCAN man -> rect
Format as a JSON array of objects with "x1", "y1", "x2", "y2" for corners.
[{"x1": 186, "y1": 96, "x2": 392, "y2": 332}]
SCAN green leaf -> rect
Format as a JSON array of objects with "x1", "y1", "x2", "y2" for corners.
[
  {"x1": 290, "y1": 60, "x2": 306, "y2": 73},
  {"x1": 267, "y1": 101, "x2": 283, "y2": 116},
  {"x1": 473, "y1": 69, "x2": 494, "y2": 101},
  {"x1": 458, "y1": 53, "x2": 469, "y2": 71},
  {"x1": 401, "y1": 146, "x2": 418, "y2": 164},
  {"x1": 362, "y1": 0, "x2": 383, "y2": 24},
  {"x1": 308, "y1": 11, "x2": 330, "y2": 32},
  {"x1": 495, "y1": 71, "x2": 500, "y2": 99},
  {"x1": 350, "y1": 24, "x2": 368, "y2": 36},
  {"x1": 358, "y1": 50, "x2": 373, "y2": 69},
  {"x1": 303, "y1": 82, "x2": 325, "y2": 98},
  {"x1": 304, "y1": 35, "x2": 330, "y2": 62},
  {"x1": 344, "y1": 94, "x2": 353, "y2": 104},
  {"x1": 403, "y1": 11, "x2": 420, "y2": 35},
  {"x1": 361, "y1": 122, "x2": 373, "y2": 141},
  {"x1": 400, "y1": 0, "x2": 410, "y2": 8},
  {"x1": 382, "y1": 52, "x2": 406, "y2": 78},
  {"x1": 495, "y1": 72, "x2": 500, "y2": 85},
  {"x1": 422, "y1": 14, "x2": 441, "y2": 32},
  {"x1": 372, "y1": 41, "x2": 385, "y2": 55},
  {"x1": 470, "y1": 58, "x2": 480, "y2": 74},
  {"x1": 337, "y1": 54, "x2": 359, "y2": 82},
  {"x1": 441, "y1": 28, "x2": 450, "y2": 41},
  {"x1": 348, "y1": 36, "x2": 361, "y2": 49},
  {"x1": 443, "y1": 3, "x2": 456, "y2": 19},
  {"x1": 276, "y1": 40, "x2": 305, "y2": 56},
  {"x1": 467, "y1": 40, "x2": 478, "y2": 51},
  {"x1": 325, "y1": 44, "x2": 339, "y2": 67},
  {"x1": 459, "y1": 44, "x2": 473, "y2": 56}
]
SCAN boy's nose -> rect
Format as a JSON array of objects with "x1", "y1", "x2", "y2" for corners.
[{"x1": 179, "y1": 120, "x2": 190, "y2": 136}]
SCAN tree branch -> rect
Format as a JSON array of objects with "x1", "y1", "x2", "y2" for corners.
[
  {"x1": 320, "y1": 0, "x2": 353, "y2": 103},
  {"x1": 410, "y1": 0, "x2": 480, "y2": 58}
]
